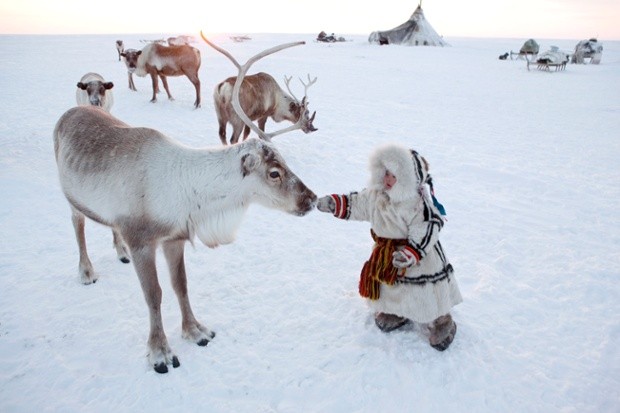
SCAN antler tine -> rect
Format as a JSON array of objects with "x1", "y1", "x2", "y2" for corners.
[
  {"x1": 284, "y1": 75, "x2": 300, "y2": 102},
  {"x1": 262, "y1": 116, "x2": 308, "y2": 140},
  {"x1": 300, "y1": 74, "x2": 317, "y2": 89},
  {"x1": 299, "y1": 74, "x2": 317, "y2": 106},
  {"x1": 201, "y1": 31, "x2": 306, "y2": 141}
]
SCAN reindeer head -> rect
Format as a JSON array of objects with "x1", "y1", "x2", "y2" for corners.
[
  {"x1": 77, "y1": 80, "x2": 114, "y2": 107},
  {"x1": 241, "y1": 139, "x2": 317, "y2": 216},
  {"x1": 120, "y1": 49, "x2": 142, "y2": 73},
  {"x1": 285, "y1": 75, "x2": 318, "y2": 134}
]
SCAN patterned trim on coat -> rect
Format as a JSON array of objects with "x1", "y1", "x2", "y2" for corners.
[
  {"x1": 333, "y1": 192, "x2": 355, "y2": 220},
  {"x1": 396, "y1": 263, "x2": 454, "y2": 285},
  {"x1": 397, "y1": 242, "x2": 454, "y2": 285},
  {"x1": 408, "y1": 192, "x2": 444, "y2": 258}
]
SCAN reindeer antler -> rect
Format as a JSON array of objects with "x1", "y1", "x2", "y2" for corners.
[
  {"x1": 284, "y1": 76, "x2": 299, "y2": 102},
  {"x1": 201, "y1": 31, "x2": 306, "y2": 141},
  {"x1": 284, "y1": 74, "x2": 317, "y2": 105},
  {"x1": 300, "y1": 74, "x2": 317, "y2": 98}
]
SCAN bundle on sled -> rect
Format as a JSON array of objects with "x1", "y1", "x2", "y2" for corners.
[
  {"x1": 528, "y1": 46, "x2": 569, "y2": 72},
  {"x1": 316, "y1": 31, "x2": 346, "y2": 43}
]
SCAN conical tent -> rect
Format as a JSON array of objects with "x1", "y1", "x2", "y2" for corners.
[{"x1": 369, "y1": 4, "x2": 448, "y2": 46}]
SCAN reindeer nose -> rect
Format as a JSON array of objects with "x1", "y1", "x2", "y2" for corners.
[
  {"x1": 303, "y1": 111, "x2": 318, "y2": 133},
  {"x1": 296, "y1": 188, "x2": 317, "y2": 215}
]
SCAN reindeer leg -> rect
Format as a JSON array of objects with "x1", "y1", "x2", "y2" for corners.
[
  {"x1": 185, "y1": 72, "x2": 201, "y2": 108},
  {"x1": 71, "y1": 208, "x2": 97, "y2": 284},
  {"x1": 162, "y1": 240, "x2": 215, "y2": 347},
  {"x1": 112, "y1": 228, "x2": 130, "y2": 263},
  {"x1": 160, "y1": 75, "x2": 174, "y2": 101},
  {"x1": 128, "y1": 72, "x2": 137, "y2": 92},
  {"x1": 129, "y1": 241, "x2": 179, "y2": 373},
  {"x1": 230, "y1": 119, "x2": 244, "y2": 145},
  {"x1": 149, "y1": 72, "x2": 158, "y2": 103},
  {"x1": 242, "y1": 125, "x2": 251, "y2": 141},
  {"x1": 218, "y1": 121, "x2": 228, "y2": 145}
]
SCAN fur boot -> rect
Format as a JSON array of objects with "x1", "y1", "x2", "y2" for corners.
[
  {"x1": 429, "y1": 314, "x2": 457, "y2": 351},
  {"x1": 374, "y1": 312, "x2": 410, "y2": 332}
]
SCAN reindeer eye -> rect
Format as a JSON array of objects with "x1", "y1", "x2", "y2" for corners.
[{"x1": 269, "y1": 170, "x2": 281, "y2": 179}]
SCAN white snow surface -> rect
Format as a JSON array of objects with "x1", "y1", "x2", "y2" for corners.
[{"x1": 0, "y1": 33, "x2": 619, "y2": 413}]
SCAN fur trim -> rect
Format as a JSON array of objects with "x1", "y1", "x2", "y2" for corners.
[{"x1": 368, "y1": 143, "x2": 428, "y2": 203}]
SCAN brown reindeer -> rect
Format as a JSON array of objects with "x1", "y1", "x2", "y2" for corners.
[
  {"x1": 121, "y1": 43, "x2": 201, "y2": 108},
  {"x1": 213, "y1": 72, "x2": 317, "y2": 145},
  {"x1": 54, "y1": 37, "x2": 316, "y2": 374}
]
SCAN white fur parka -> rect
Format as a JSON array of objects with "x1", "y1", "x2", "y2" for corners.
[{"x1": 332, "y1": 144, "x2": 462, "y2": 323}]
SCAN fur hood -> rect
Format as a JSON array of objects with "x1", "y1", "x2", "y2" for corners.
[{"x1": 368, "y1": 143, "x2": 429, "y2": 203}]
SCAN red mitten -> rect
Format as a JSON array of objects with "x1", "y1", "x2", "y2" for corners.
[{"x1": 392, "y1": 246, "x2": 420, "y2": 268}]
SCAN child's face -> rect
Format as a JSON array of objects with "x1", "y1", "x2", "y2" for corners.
[{"x1": 383, "y1": 170, "x2": 397, "y2": 190}]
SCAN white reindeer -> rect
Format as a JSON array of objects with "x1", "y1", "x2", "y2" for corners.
[
  {"x1": 76, "y1": 72, "x2": 114, "y2": 112},
  {"x1": 54, "y1": 39, "x2": 317, "y2": 374},
  {"x1": 75, "y1": 72, "x2": 130, "y2": 264}
]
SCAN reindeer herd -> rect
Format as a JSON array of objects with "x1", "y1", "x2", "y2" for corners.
[{"x1": 59, "y1": 34, "x2": 320, "y2": 373}]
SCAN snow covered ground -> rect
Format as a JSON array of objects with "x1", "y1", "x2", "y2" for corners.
[{"x1": 0, "y1": 33, "x2": 618, "y2": 413}]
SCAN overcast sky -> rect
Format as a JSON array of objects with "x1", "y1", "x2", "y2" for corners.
[{"x1": 1, "y1": 0, "x2": 618, "y2": 40}]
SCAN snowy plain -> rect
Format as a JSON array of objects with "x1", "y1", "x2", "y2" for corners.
[{"x1": 0, "y1": 33, "x2": 619, "y2": 413}]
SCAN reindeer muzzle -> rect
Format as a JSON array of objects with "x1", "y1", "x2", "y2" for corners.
[{"x1": 302, "y1": 111, "x2": 318, "y2": 133}]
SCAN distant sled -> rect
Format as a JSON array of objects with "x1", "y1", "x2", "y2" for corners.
[{"x1": 527, "y1": 46, "x2": 570, "y2": 72}]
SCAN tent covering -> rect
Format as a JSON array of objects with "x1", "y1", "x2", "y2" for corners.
[
  {"x1": 571, "y1": 38, "x2": 603, "y2": 64},
  {"x1": 519, "y1": 39, "x2": 540, "y2": 55},
  {"x1": 369, "y1": 4, "x2": 448, "y2": 46}
]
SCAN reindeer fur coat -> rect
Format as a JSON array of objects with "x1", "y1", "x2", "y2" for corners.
[{"x1": 333, "y1": 144, "x2": 462, "y2": 323}]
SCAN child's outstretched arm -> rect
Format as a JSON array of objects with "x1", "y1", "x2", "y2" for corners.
[{"x1": 316, "y1": 191, "x2": 370, "y2": 221}]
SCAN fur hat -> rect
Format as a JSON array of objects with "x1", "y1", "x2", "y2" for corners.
[{"x1": 368, "y1": 143, "x2": 429, "y2": 203}]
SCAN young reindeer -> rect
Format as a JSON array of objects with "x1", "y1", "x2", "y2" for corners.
[
  {"x1": 204, "y1": 32, "x2": 317, "y2": 145},
  {"x1": 54, "y1": 39, "x2": 317, "y2": 374}
]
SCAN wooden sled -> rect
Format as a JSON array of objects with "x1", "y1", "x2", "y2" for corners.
[
  {"x1": 526, "y1": 48, "x2": 569, "y2": 72},
  {"x1": 527, "y1": 59, "x2": 567, "y2": 72}
]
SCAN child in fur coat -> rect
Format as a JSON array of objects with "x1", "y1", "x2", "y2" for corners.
[{"x1": 317, "y1": 143, "x2": 462, "y2": 350}]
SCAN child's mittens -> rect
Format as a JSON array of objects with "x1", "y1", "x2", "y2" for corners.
[
  {"x1": 317, "y1": 195, "x2": 335, "y2": 213},
  {"x1": 317, "y1": 194, "x2": 348, "y2": 218},
  {"x1": 392, "y1": 246, "x2": 420, "y2": 269}
]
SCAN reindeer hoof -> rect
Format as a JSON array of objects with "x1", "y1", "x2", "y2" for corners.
[
  {"x1": 153, "y1": 356, "x2": 180, "y2": 373},
  {"x1": 154, "y1": 363, "x2": 168, "y2": 374},
  {"x1": 120, "y1": 257, "x2": 130, "y2": 264},
  {"x1": 197, "y1": 338, "x2": 210, "y2": 346}
]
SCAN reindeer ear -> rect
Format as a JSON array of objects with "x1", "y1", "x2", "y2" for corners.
[
  {"x1": 241, "y1": 153, "x2": 260, "y2": 177},
  {"x1": 77, "y1": 82, "x2": 87, "y2": 90},
  {"x1": 104, "y1": 82, "x2": 114, "y2": 90}
]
